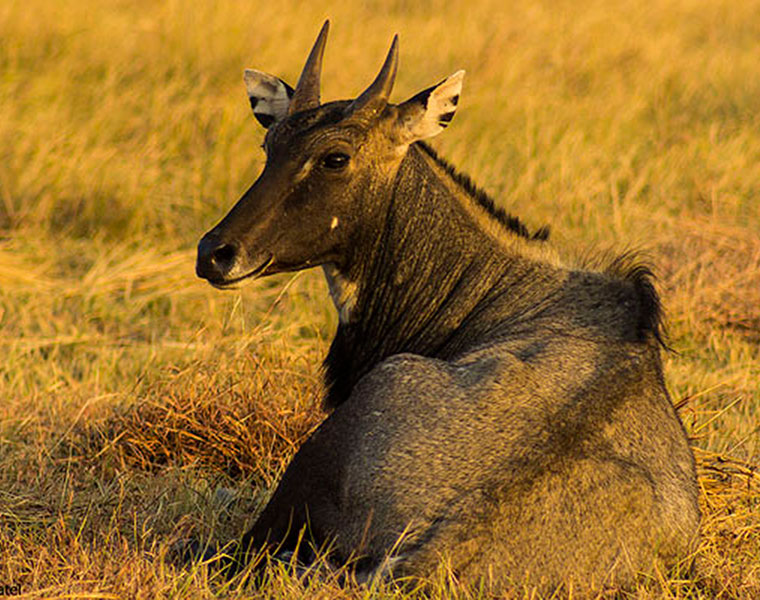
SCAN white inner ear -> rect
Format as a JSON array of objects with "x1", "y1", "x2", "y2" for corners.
[
  {"x1": 401, "y1": 70, "x2": 465, "y2": 143},
  {"x1": 244, "y1": 69, "x2": 292, "y2": 126}
]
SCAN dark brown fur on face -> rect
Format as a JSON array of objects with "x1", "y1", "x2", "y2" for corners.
[{"x1": 196, "y1": 22, "x2": 699, "y2": 595}]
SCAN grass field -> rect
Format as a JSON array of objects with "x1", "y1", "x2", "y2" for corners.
[{"x1": 1, "y1": 0, "x2": 759, "y2": 597}]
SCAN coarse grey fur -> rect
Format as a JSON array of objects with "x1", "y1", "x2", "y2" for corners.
[{"x1": 195, "y1": 22, "x2": 699, "y2": 595}]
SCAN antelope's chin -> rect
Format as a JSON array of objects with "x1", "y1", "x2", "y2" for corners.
[{"x1": 206, "y1": 254, "x2": 274, "y2": 289}]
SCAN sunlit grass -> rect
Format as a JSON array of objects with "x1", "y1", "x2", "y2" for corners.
[{"x1": 0, "y1": 0, "x2": 758, "y2": 597}]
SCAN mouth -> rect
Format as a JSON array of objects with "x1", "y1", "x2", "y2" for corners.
[{"x1": 206, "y1": 254, "x2": 275, "y2": 289}]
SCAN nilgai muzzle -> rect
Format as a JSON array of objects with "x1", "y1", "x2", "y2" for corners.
[{"x1": 196, "y1": 21, "x2": 699, "y2": 594}]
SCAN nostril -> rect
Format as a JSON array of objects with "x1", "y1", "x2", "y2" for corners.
[
  {"x1": 211, "y1": 243, "x2": 237, "y2": 267},
  {"x1": 197, "y1": 235, "x2": 240, "y2": 280}
]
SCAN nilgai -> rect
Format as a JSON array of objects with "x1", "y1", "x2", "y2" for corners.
[{"x1": 195, "y1": 21, "x2": 699, "y2": 594}]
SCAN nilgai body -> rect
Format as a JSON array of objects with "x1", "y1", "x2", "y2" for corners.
[{"x1": 195, "y1": 21, "x2": 699, "y2": 594}]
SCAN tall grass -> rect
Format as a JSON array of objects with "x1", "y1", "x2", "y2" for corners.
[{"x1": 0, "y1": 0, "x2": 758, "y2": 597}]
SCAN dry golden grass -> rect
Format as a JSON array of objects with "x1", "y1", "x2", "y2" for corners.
[{"x1": 1, "y1": 0, "x2": 758, "y2": 597}]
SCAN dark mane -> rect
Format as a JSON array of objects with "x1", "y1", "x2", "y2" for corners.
[
  {"x1": 417, "y1": 141, "x2": 550, "y2": 242},
  {"x1": 593, "y1": 252, "x2": 668, "y2": 350}
]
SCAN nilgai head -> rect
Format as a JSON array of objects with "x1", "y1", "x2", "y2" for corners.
[{"x1": 196, "y1": 20, "x2": 464, "y2": 288}]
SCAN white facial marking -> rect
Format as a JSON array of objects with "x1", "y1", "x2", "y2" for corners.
[
  {"x1": 330, "y1": 216, "x2": 339, "y2": 230},
  {"x1": 294, "y1": 158, "x2": 314, "y2": 183}
]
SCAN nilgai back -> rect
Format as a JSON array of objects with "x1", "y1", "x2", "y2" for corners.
[{"x1": 195, "y1": 21, "x2": 700, "y2": 594}]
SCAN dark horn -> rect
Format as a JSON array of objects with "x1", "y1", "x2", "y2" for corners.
[
  {"x1": 348, "y1": 34, "x2": 399, "y2": 117},
  {"x1": 288, "y1": 20, "x2": 330, "y2": 115}
]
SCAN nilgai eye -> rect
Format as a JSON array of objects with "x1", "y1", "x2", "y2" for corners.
[{"x1": 322, "y1": 152, "x2": 350, "y2": 170}]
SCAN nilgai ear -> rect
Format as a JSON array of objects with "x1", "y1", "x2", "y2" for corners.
[
  {"x1": 394, "y1": 70, "x2": 465, "y2": 144},
  {"x1": 243, "y1": 69, "x2": 294, "y2": 128}
]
